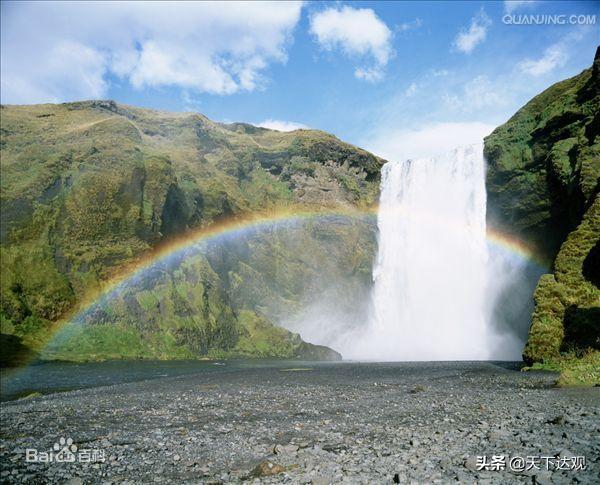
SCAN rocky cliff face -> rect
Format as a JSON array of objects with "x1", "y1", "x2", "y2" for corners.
[
  {"x1": 4, "y1": 54, "x2": 597, "y2": 370},
  {"x1": 0, "y1": 101, "x2": 383, "y2": 363},
  {"x1": 485, "y1": 49, "x2": 599, "y2": 370}
]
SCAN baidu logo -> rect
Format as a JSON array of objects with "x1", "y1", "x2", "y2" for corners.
[{"x1": 26, "y1": 436, "x2": 105, "y2": 463}]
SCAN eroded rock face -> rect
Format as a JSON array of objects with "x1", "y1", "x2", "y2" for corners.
[
  {"x1": 0, "y1": 101, "x2": 383, "y2": 362},
  {"x1": 484, "y1": 48, "x2": 599, "y2": 363}
]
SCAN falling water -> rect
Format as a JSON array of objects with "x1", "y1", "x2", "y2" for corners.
[{"x1": 356, "y1": 144, "x2": 493, "y2": 360}]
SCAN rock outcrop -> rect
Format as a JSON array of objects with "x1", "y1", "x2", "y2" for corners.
[
  {"x1": 485, "y1": 48, "x2": 599, "y2": 366},
  {"x1": 0, "y1": 101, "x2": 382, "y2": 362}
]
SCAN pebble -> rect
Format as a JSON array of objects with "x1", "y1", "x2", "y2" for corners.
[
  {"x1": 274, "y1": 444, "x2": 299, "y2": 455},
  {"x1": 0, "y1": 362, "x2": 598, "y2": 484}
]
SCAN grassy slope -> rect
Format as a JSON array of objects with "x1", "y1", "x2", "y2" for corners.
[
  {"x1": 484, "y1": 50, "x2": 599, "y2": 385},
  {"x1": 1, "y1": 101, "x2": 383, "y2": 363}
]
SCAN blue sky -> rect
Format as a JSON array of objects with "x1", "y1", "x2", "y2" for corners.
[{"x1": 1, "y1": 1, "x2": 598, "y2": 160}]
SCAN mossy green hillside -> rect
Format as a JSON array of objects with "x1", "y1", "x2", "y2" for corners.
[
  {"x1": 526, "y1": 350, "x2": 600, "y2": 387},
  {"x1": 485, "y1": 49, "x2": 599, "y2": 383},
  {"x1": 522, "y1": 196, "x2": 599, "y2": 362},
  {"x1": 484, "y1": 53, "x2": 598, "y2": 264},
  {"x1": 1, "y1": 101, "x2": 383, "y2": 362}
]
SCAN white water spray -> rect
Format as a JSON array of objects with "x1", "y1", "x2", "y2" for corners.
[
  {"x1": 350, "y1": 144, "x2": 494, "y2": 360},
  {"x1": 286, "y1": 143, "x2": 532, "y2": 361}
]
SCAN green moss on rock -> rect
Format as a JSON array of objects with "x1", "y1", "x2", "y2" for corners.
[
  {"x1": 486, "y1": 48, "x2": 599, "y2": 376},
  {"x1": 1, "y1": 101, "x2": 381, "y2": 363}
]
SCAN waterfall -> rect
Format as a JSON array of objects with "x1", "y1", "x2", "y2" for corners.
[
  {"x1": 287, "y1": 142, "x2": 528, "y2": 361},
  {"x1": 356, "y1": 144, "x2": 493, "y2": 360}
]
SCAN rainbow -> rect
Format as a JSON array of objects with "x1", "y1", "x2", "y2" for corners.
[
  {"x1": 25, "y1": 205, "x2": 548, "y2": 360},
  {"x1": 486, "y1": 228, "x2": 548, "y2": 269},
  {"x1": 40, "y1": 208, "x2": 377, "y2": 348}
]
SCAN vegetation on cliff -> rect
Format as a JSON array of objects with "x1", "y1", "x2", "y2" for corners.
[
  {"x1": 1, "y1": 101, "x2": 383, "y2": 363},
  {"x1": 485, "y1": 49, "x2": 599, "y2": 385},
  {"x1": 3, "y1": 52, "x2": 597, "y2": 373}
]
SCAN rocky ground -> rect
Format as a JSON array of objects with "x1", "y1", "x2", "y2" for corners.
[{"x1": 0, "y1": 362, "x2": 598, "y2": 484}]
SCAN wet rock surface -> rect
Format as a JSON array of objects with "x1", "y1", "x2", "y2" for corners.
[{"x1": 1, "y1": 361, "x2": 598, "y2": 484}]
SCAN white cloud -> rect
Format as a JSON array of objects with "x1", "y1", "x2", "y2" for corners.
[
  {"x1": 443, "y1": 75, "x2": 507, "y2": 112},
  {"x1": 309, "y1": 6, "x2": 393, "y2": 82},
  {"x1": 518, "y1": 43, "x2": 568, "y2": 76},
  {"x1": 1, "y1": 40, "x2": 108, "y2": 104},
  {"x1": 256, "y1": 119, "x2": 308, "y2": 132},
  {"x1": 365, "y1": 122, "x2": 497, "y2": 162},
  {"x1": 404, "y1": 82, "x2": 418, "y2": 97},
  {"x1": 453, "y1": 9, "x2": 491, "y2": 54},
  {"x1": 397, "y1": 18, "x2": 423, "y2": 33},
  {"x1": 504, "y1": 1, "x2": 537, "y2": 14},
  {"x1": 355, "y1": 67, "x2": 385, "y2": 83},
  {"x1": 0, "y1": 1, "x2": 303, "y2": 104},
  {"x1": 432, "y1": 69, "x2": 450, "y2": 77}
]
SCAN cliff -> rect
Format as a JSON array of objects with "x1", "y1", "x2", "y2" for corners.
[
  {"x1": 485, "y1": 48, "x2": 599, "y2": 384},
  {"x1": 0, "y1": 101, "x2": 383, "y2": 363}
]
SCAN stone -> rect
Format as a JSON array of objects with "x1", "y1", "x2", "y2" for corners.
[
  {"x1": 63, "y1": 479, "x2": 83, "y2": 485},
  {"x1": 250, "y1": 460, "x2": 286, "y2": 478},
  {"x1": 311, "y1": 476, "x2": 334, "y2": 485},
  {"x1": 547, "y1": 415, "x2": 565, "y2": 425},
  {"x1": 274, "y1": 444, "x2": 299, "y2": 455},
  {"x1": 463, "y1": 456, "x2": 479, "y2": 471},
  {"x1": 487, "y1": 429, "x2": 507, "y2": 441},
  {"x1": 322, "y1": 443, "x2": 348, "y2": 453},
  {"x1": 556, "y1": 448, "x2": 575, "y2": 458}
]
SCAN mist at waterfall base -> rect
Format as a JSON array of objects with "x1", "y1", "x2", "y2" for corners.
[{"x1": 283, "y1": 144, "x2": 543, "y2": 361}]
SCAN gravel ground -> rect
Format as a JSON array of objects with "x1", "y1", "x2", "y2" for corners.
[{"x1": 0, "y1": 361, "x2": 598, "y2": 484}]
